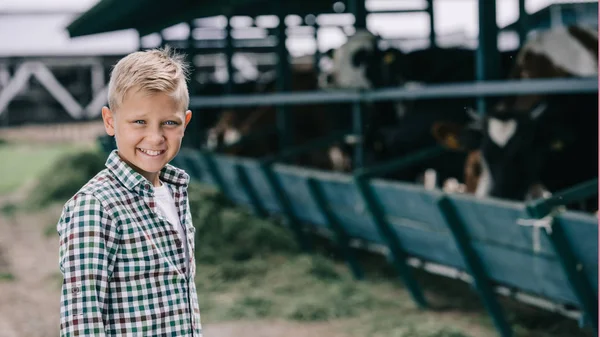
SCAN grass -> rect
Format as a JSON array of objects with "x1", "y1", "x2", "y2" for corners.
[
  {"x1": 0, "y1": 141, "x2": 92, "y2": 195},
  {"x1": 188, "y1": 186, "x2": 490, "y2": 336},
  {"x1": 0, "y1": 273, "x2": 15, "y2": 282}
]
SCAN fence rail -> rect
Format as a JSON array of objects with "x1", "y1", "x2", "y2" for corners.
[{"x1": 189, "y1": 77, "x2": 598, "y2": 108}]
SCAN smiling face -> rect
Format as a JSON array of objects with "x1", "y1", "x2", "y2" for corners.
[{"x1": 102, "y1": 88, "x2": 192, "y2": 186}]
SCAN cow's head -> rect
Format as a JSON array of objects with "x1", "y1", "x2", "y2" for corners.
[
  {"x1": 433, "y1": 103, "x2": 557, "y2": 200},
  {"x1": 433, "y1": 25, "x2": 598, "y2": 201},
  {"x1": 319, "y1": 29, "x2": 379, "y2": 89},
  {"x1": 319, "y1": 29, "x2": 406, "y2": 90},
  {"x1": 505, "y1": 25, "x2": 598, "y2": 111},
  {"x1": 205, "y1": 110, "x2": 244, "y2": 151}
]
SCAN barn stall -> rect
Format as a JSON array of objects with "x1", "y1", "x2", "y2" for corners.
[{"x1": 68, "y1": 1, "x2": 598, "y2": 336}]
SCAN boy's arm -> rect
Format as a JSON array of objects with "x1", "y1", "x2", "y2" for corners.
[{"x1": 57, "y1": 193, "x2": 120, "y2": 337}]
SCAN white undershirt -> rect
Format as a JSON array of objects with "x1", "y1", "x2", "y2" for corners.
[{"x1": 154, "y1": 182, "x2": 189, "y2": 274}]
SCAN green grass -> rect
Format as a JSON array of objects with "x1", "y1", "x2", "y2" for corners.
[
  {"x1": 0, "y1": 141, "x2": 91, "y2": 195},
  {"x1": 0, "y1": 272, "x2": 15, "y2": 282}
]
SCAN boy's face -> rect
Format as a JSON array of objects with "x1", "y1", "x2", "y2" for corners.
[{"x1": 101, "y1": 89, "x2": 192, "y2": 186}]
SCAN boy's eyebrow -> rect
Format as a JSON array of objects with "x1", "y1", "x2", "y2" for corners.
[
  {"x1": 166, "y1": 113, "x2": 185, "y2": 121},
  {"x1": 127, "y1": 112, "x2": 148, "y2": 119},
  {"x1": 127, "y1": 112, "x2": 184, "y2": 120}
]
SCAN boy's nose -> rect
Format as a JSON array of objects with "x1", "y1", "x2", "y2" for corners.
[{"x1": 146, "y1": 129, "x2": 166, "y2": 143}]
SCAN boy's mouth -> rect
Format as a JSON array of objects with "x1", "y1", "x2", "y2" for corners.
[{"x1": 137, "y1": 148, "x2": 166, "y2": 157}]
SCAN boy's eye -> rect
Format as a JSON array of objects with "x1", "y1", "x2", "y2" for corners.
[
  {"x1": 164, "y1": 121, "x2": 179, "y2": 126},
  {"x1": 134, "y1": 120, "x2": 145, "y2": 125}
]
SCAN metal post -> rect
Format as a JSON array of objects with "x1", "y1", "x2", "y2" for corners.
[
  {"x1": 517, "y1": 0, "x2": 528, "y2": 46},
  {"x1": 348, "y1": 0, "x2": 367, "y2": 29},
  {"x1": 180, "y1": 152, "x2": 203, "y2": 182},
  {"x1": 160, "y1": 31, "x2": 167, "y2": 48},
  {"x1": 186, "y1": 20, "x2": 202, "y2": 149},
  {"x1": 260, "y1": 162, "x2": 313, "y2": 252},
  {"x1": 437, "y1": 196, "x2": 513, "y2": 337},
  {"x1": 275, "y1": 3, "x2": 292, "y2": 154},
  {"x1": 352, "y1": 101, "x2": 365, "y2": 169},
  {"x1": 312, "y1": 21, "x2": 320, "y2": 73},
  {"x1": 348, "y1": 0, "x2": 367, "y2": 170},
  {"x1": 353, "y1": 176, "x2": 429, "y2": 308},
  {"x1": 235, "y1": 164, "x2": 268, "y2": 217},
  {"x1": 199, "y1": 151, "x2": 230, "y2": 198},
  {"x1": 137, "y1": 30, "x2": 144, "y2": 51},
  {"x1": 476, "y1": 0, "x2": 500, "y2": 115},
  {"x1": 306, "y1": 178, "x2": 364, "y2": 280},
  {"x1": 426, "y1": 0, "x2": 436, "y2": 48},
  {"x1": 225, "y1": 16, "x2": 235, "y2": 94},
  {"x1": 526, "y1": 204, "x2": 598, "y2": 334}
]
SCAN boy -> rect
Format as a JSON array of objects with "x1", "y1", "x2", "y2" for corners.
[{"x1": 57, "y1": 47, "x2": 202, "y2": 336}]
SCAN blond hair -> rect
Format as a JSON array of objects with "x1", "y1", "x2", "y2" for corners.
[{"x1": 108, "y1": 46, "x2": 190, "y2": 112}]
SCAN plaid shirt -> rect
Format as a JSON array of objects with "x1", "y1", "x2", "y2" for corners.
[{"x1": 57, "y1": 150, "x2": 202, "y2": 337}]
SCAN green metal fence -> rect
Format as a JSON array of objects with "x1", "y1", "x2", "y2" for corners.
[
  {"x1": 168, "y1": 147, "x2": 598, "y2": 337},
  {"x1": 99, "y1": 76, "x2": 598, "y2": 337}
]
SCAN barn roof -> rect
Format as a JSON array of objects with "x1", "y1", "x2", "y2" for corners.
[
  {"x1": 501, "y1": 1, "x2": 598, "y2": 33},
  {"x1": 66, "y1": 0, "x2": 349, "y2": 38}
]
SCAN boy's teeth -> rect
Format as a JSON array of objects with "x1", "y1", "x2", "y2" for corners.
[{"x1": 139, "y1": 149, "x2": 162, "y2": 156}]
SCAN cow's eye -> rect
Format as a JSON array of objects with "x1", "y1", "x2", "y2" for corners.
[{"x1": 550, "y1": 140, "x2": 564, "y2": 151}]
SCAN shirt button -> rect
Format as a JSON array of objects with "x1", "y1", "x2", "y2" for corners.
[{"x1": 72, "y1": 287, "x2": 80, "y2": 294}]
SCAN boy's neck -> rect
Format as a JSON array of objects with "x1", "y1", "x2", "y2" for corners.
[{"x1": 149, "y1": 175, "x2": 162, "y2": 187}]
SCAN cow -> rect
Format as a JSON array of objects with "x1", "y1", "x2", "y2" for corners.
[
  {"x1": 432, "y1": 25, "x2": 598, "y2": 210},
  {"x1": 204, "y1": 67, "x2": 346, "y2": 170},
  {"x1": 191, "y1": 79, "x2": 267, "y2": 146},
  {"x1": 320, "y1": 29, "x2": 518, "y2": 187}
]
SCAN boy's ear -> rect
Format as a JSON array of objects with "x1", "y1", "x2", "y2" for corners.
[
  {"x1": 101, "y1": 106, "x2": 115, "y2": 136},
  {"x1": 184, "y1": 110, "x2": 192, "y2": 129}
]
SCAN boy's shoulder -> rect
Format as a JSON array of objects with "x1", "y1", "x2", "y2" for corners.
[{"x1": 62, "y1": 167, "x2": 120, "y2": 210}]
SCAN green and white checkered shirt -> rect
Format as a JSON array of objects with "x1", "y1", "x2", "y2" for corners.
[{"x1": 57, "y1": 150, "x2": 202, "y2": 336}]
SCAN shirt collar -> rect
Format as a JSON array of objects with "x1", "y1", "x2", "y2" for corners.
[{"x1": 105, "y1": 150, "x2": 189, "y2": 194}]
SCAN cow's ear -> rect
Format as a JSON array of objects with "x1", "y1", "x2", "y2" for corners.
[
  {"x1": 382, "y1": 49, "x2": 403, "y2": 66},
  {"x1": 383, "y1": 51, "x2": 396, "y2": 65},
  {"x1": 431, "y1": 122, "x2": 464, "y2": 151}
]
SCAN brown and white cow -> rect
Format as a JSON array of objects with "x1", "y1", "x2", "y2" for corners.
[
  {"x1": 204, "y1": 67, "x2": 345, "y2": 170},
  {"x1": 433, "y1": 25, "x2": 598, "y2": 209}
]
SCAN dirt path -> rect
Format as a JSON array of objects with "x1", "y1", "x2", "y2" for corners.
[
  {"x1": 203, "y1": 320, "x2": 352, "y2": 337},
  {"x1": 0, "y1": 202, "x2": 62, "y2": 337}
]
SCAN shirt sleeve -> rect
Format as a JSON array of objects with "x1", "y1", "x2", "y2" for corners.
[{"x1": 57, "y1": 193, "x2": 120, "y2": 337}]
